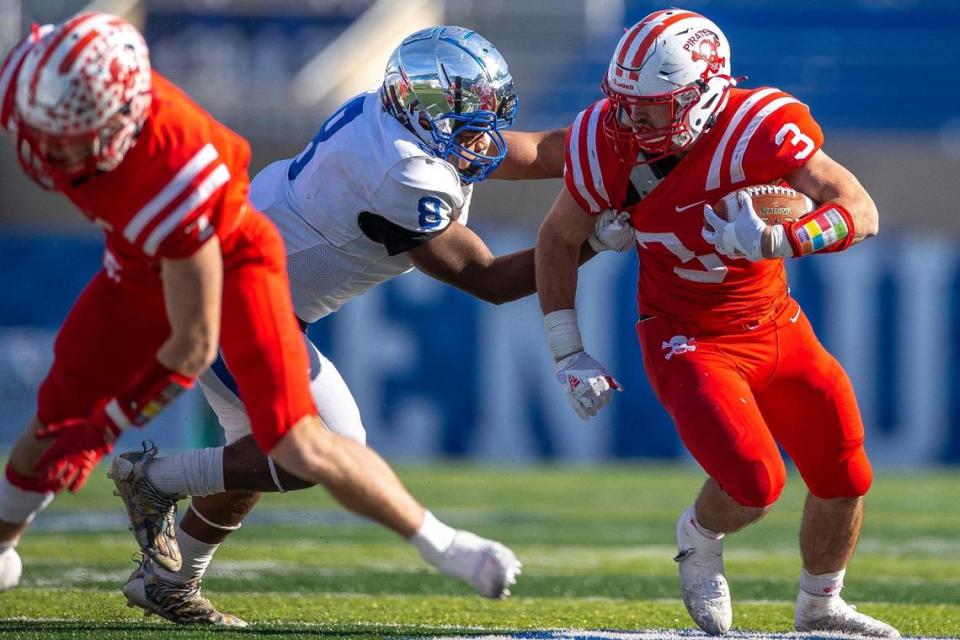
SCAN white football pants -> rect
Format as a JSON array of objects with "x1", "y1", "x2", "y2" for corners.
[{"x1": 199, "y1": 333, "x2": 366, "y2": 446}]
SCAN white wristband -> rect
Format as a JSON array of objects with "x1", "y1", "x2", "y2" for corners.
[
  {"x1": 768, "y1": 224, "x2": 794, "y2": 258},
  {"x1": 544, "y1": 309, "x2": 584, "y2": 361},
  {"x1": 103, "y1": 398, "x2": 132, "y2": 431}
]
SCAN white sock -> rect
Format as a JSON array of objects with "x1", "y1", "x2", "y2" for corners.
[
  {"x1": 409, "y1": 511, "x2": 457, "y2": 565},
  {"x1": 0, "y1": 473, "x2": 54, "y2": 525},
  {"x1": 145, "y1": 448, "x2": 225, "y2": 497},
  {"x1": 153, "y1": 524, "x2": 219, "y2": 585},
  {"x1": 800, "y1": 567, "x2": 845, "y2": 597}
]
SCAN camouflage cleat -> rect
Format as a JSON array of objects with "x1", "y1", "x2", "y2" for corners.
[
  {"x1": 123, "y1": 556, "x2": 248, "y2": 627},
  {"x1": 108, "y1": 441, "x2": 182, "y2": 572}
]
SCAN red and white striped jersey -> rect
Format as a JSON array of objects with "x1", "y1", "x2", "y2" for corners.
[
  {"x1": 1, "y1": 53, "x2": 252, "y2": 274},
  {"x1": 68, "y1": 72, "x2": 251, "y2": 265},
  {"x1": 564, "y1": 87, "x2": 823, "y2": 325}
]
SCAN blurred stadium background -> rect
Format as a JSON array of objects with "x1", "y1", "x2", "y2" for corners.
[{"x1": 2, "y1": 0, "x2": 960, "y2": 469}]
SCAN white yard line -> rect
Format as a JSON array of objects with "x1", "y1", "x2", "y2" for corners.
[
  {"x1": 428, "y1": 632, "x2": 945, "y2": 640},
  {"x1": 0, "y1": 618, "x2": 949, "y2": 639}
]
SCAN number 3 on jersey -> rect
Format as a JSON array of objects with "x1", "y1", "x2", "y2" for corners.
[
  {"x1": 635, "y1": 232, "x2": 728, "y2": 284},
  {"x1": 775, "y1": 123, "x2": 815, "y2": 161},
  {"x1": 288, "y1": 96, "x2": 365, "y2": 181}
]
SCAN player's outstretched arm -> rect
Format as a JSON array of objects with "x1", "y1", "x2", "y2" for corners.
[
  {"x1": 785, "y1": 149, "x2": 879, "y2": 247},
  {"x1": 408, "y1": 217, "x2": 599, "y2": 305},
  {"x1": 409, "y1": 222, "x2": 537, "y2": 304},
  {"x1": 493, "y1": 128, "x2": 567, "y2": 180}
]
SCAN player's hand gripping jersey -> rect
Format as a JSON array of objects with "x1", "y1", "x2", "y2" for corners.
[
  {"x1": 250, "y1": 92, "x2": 474, "y2": 323},
  {"x1": 565, "y1": 87, "x2": 823, "y2": 328}
]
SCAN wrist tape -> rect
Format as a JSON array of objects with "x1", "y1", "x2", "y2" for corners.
[{"x1": 544, "y1": 309, "x2": 584, "y2": 361}]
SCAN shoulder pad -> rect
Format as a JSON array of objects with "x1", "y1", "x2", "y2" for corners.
[
  {"x1": 713, "y1": 88, "x2": 824, "y2": 188},
  {"x1": 564, "y1": 99, "x2": 621, "y2": 214},
  {"x1": 372, "y1": 156, "x2": 463, "y2": 234},
  {"x1": 744, "y1": 100, "x2": 822, "y2": 183}
]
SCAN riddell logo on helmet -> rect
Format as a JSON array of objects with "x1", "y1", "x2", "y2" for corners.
[{"x1": 683, "y1": 30, "x2": 725, "y2": 81}]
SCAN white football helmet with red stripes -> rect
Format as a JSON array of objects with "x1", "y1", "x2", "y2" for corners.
[
  {"x1": 602, "y1": 9, "x2": 733, "y2": 163},
  {"x1": 14, "y1": 12, "x2": 151, "y2": 182}
]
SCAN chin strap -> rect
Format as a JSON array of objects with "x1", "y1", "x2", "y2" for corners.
[{"x1": 783, "y1": 202, "x2": 856, "y2": 257}]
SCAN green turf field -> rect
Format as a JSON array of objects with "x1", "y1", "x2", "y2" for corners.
[{"x1": 0, "y1": 464, "x2": 958, "y2": 639}]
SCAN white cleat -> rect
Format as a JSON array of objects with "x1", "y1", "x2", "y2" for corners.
[
  {"x1": 0, "y1": 547, "x2": 22, "y2": 592},
  {"x1": 123, "y1": 555, "x2": 248, "y2": 627},
  {"x1": 674, "y1": 509, "x2": 732, "y2": 635},
  {"x1": 795, "y1": 590, "x2": 901, "y2": 638},
  {"x1": 425, "y1": 531, "x2": 521, "y2": 599}
]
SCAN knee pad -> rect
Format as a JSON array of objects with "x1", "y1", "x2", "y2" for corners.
[
  {"x1": 720, "y1": 457, "x2": 787, "y2": 508},
  {"x1": 808, "y1": 447, "x2": 873, "y2": 499}
]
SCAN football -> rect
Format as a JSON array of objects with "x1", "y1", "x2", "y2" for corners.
[{"x1": 712, "y1": 184, "x2": 815, "y2": 225}]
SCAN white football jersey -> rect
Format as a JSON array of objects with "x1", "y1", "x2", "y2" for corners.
[{"x1": 250, "y1": 91, "x2": 473, "y2": 323}]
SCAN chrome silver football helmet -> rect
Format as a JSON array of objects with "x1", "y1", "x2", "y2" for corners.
[{"x1": 380, "y1": 26, "x2": 518, "y2": 183}]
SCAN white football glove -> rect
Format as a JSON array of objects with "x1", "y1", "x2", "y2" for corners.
[
  {"x1": 554, "y1": 350, "x2": 621, "y2": 420},
  {"x1": 587, "y1": 209, "x2": 634, "y2": 253},
  {"x1": 701, "y1": 190, "x2": 767, "y2": 262}
]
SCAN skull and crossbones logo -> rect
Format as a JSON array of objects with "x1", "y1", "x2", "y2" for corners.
[
  {"x1": 690, "y1": 36, "x2": 725, "y2": 81},
  {"x1": 662, "y1": 335, "x2": 697, "y2": 360}
]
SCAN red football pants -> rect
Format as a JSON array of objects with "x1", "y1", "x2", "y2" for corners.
[
  {"x1": 636, "y1": 299, "x2": 873, "y2": 507},
  {"x1": 37, "y1": 209, "x2": 314, "y2": 453}
]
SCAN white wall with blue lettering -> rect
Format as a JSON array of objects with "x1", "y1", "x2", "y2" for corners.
[{"x1": 0, "y1": 227, "x2": 957, "y2": 464}]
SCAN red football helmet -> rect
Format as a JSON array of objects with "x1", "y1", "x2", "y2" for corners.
[
  {"x1": 14, "y1": 12, "x2": 151, "y2": 184},
  {"x1": 602, "y1": 9, "x2": 734, "y2": 165}
]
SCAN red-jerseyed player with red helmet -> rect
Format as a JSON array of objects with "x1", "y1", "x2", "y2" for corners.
[
  {"x1": 0, "y1": 12, "x2": 521, "y2": 604},
  {"x1": 536, "y1": 9, "x2": 898, "y2": 638}
]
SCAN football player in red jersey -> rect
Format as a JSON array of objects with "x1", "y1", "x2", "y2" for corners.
[
  {"x1": 535, "y1": 9, "x2": 898, "y2": 638},
  {"x1": 0, "y1": 12, "x2": 525, "y2": 605}
]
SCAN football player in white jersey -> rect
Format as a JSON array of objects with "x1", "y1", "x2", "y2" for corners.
[{"x1": 96, "y1": 26, "x2": 633, "y2": 625}]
